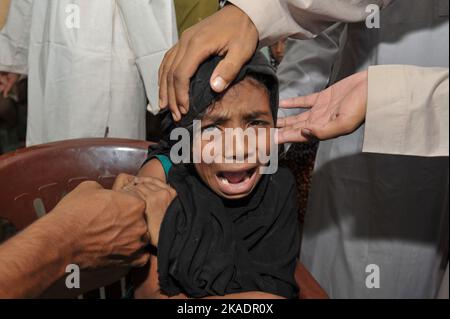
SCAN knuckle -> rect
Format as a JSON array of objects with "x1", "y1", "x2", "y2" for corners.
[
  {"x1": 138, "y1": 223, "x2": 148, "y2": 236},
  {"x1": 160, "y1": 63, "x2": 169, "y2": 79},
  {"x1": 130, "y1": 241, "x2": 143, "y2": 253},
  {"x1": 163, "y1": 188, "x2": 173, "y2": 199},
  {"x1": 79, "y1": 180, "x2": 102, "y2": 189},
  {"x1": 167, "y1": 70, "x2": 175, "y2": 84},
  {"x1": 163, "y1": 49, "x2": 172, "y2": 60},
  {"x1": 188, "y1": 34, "x2": 203, "y2": 49},
  {"x1": 180, "y1": 28, "x2": 195, "y2": 43},
  {"x1": 133, "y1": 254, "x2": 150, "y2": 267},
  {"x1": 172, "y1": 71, "x2": 183, "y2": 85}
]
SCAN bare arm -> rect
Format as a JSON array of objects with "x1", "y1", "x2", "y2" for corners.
[
  {"x1": 158, "y1": 0, "x2": 394, "y2": 120},
  {"x1": 134, "y1": 255, "x2": 284, "y2": 300},
  {"x1": 138, "y1": 159, "x2": 167, "y2": 182},
  {"x1": 0, "y1": 182, "x2": 149, "y2": 299},
  {"x1": 229, "y1": 0, "x2": 393, "y2": 46},
  {"x1": 0, "y1": 213, "x2": 72, "y2": 298}
]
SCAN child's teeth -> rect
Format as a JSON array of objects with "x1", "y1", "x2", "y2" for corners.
[{"x1": 221, "y1": 177, "x2": 229, "y2": 185}]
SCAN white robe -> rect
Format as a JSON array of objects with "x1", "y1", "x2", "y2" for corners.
[
  {"x1": 0, "y1": 0, "x2": 177, "y2": 146},
  {"x1": 276, "y1": 0, "x2": 449, "y2": 298}
]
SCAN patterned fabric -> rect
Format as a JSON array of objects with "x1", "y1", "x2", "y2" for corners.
[{"x1": 280, "y1": 142, "x2": 318, "y2": 224}]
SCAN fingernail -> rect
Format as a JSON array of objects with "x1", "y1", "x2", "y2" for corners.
[
  {"x1": 172, "y1": 112, "x2": 181, "y2": 122},
  {"x1": 302, "y1": 129, "x2": 312, "y2": 136},
  {"x1": 179, "y1": 106, "x2": 187, "y2": 114},
  {"x1": 212, "y1": 76, "x2": 227, "y2": 92}
]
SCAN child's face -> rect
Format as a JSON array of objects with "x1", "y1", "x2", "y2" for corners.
[{"x1": 194, "y1": 78, "x2": 274, "y2": 200}]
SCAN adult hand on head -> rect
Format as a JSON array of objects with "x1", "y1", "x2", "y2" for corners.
[
  {"x1": 120, "y1": 176, "x2": 177, "y2": 247},
  {"x1": 0, "y1": 72, "x2": 20, "y2": 98},
  {"x1": 51, "y1": 181, "x2": 150, "y2": 269},
  {"x1": 159, "y1": 4, "x2": 259, "y2": 121},
  {"x1": 276, "y1": 70, "x2": 368, "y2": 144}
]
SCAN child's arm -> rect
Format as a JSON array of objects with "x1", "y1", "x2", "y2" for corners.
[
  {"x1": 138, "y1": 159, "x2": 167, "y2": 182},
  {"x1": 112, "y1": 160, "x2": 166, "y2": 193},
  {"x1": 118, "y1": 171, "x2": 176, "y2": 299},
  {"x1": 135, "y1": 258, "x2": 285, "y2": 299}
]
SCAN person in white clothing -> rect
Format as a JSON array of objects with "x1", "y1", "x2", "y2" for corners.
[
  {"x1": 0, "y1": 0, "x2": 177, "y2": 146},
  {"x1": 275, "y1": 0, "x2": 449, "y2": 298}
]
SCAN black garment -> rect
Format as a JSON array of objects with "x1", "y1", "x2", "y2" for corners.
[{"x1": 158, "y1": 165, "x2": 300, "y2": 298}]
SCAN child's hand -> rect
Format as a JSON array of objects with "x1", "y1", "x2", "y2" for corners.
[{"x1": 124, "y1": 177, "x2": 177, "y2": 247}]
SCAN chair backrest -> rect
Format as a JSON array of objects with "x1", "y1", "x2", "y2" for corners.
[{"x1": 0, "y1": 138, "x2": 150, "y2": 230}]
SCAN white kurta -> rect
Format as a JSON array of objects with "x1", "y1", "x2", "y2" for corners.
[
  {"x1": 277, "y1": 0, "x2": 448, "y2": 298},
  {"x1": 0, "y1": 0, "x2": 177, "y2": 146}
]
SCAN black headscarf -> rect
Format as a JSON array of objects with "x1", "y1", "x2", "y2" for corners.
[
  {"x1": 148, "y1": 53, "x2": 300, "y2": 298},
  {"x1": 151, "y1": 52, "x2": 279, "y2": 157}
]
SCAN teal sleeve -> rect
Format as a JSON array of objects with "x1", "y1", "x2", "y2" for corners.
[{"x1": 154, "y1": 155, "x2": 173, "y2": 179}]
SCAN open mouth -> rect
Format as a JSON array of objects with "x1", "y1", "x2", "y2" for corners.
[{"x1": 215, "y1": 167, "x2": 258, "y2": 196}]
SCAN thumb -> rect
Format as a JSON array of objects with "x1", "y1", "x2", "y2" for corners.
[{"x1": 210, "y1": 47, "x2": 250, "y2": 92}]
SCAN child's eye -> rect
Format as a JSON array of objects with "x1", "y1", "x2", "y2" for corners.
[{"x1": 249, "y1": 120, "x2": 269, "y2": 127}]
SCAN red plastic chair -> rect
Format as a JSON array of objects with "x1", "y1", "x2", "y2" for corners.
[
  {"x1": 0, "y1": 138, "x2": 151, "y2": 298},
  {"x1": 0, "y1": 138, "x2": 328, "y2": 299}
]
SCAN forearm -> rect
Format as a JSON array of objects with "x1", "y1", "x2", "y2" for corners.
[
  {"x1": 228, "y1": 0, "x2": 392, "y2": 46},
  {"x1": 136, "y1": 257, "x2": 284, "y2": 300},
  {"x1": 0, "y1": 213, "x2": 74, "y2": 298}
]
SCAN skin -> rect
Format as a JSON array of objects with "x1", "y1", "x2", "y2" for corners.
[
  {"x1": 158, "y1": 4, "x2": 369, "y2": 142},
  {"x1": 277, "y1": 70, "x2": 368, "y2": 144},
  {"x1": 158, "y1": 4, "x2": 259, "y2": 121},
  {"x1": 0, "y1": 72, "x2": 20, "y2": 98},
  {"x1": 269, "y1": 39, "x2": 287, "y2": 64},
  {"x1": 132, "y1": 78, "x2": 282, "y2": 299},
  {"x1": 193, "y1": 78, "x2": 274, "y2": 200},
  {"x1": 0, "y1": 181, "x2": 150, "y2": 299}
]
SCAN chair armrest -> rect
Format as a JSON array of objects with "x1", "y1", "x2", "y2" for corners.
[{"x1": 296, "y1": 262, "x2": 329, "y2": 299}]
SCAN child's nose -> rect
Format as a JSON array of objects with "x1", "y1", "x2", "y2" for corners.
[{"x1": 223, "y1": 131, "x2": 257, "y2": 162}]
